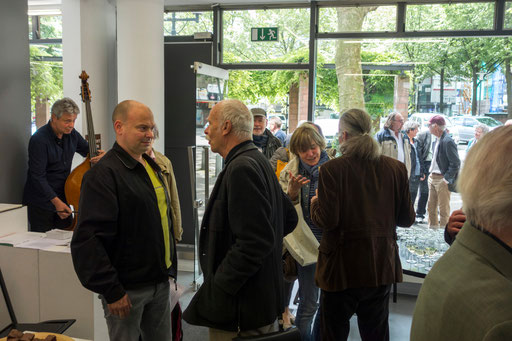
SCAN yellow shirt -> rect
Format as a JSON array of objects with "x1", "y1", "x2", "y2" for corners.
[{"x1": 144, "y1": 160, "x2": 172, "y2": 268}]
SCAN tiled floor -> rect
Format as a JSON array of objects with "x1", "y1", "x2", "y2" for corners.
[{"x1": 177, "y1": 270, "x2": 418, "y2": 341}]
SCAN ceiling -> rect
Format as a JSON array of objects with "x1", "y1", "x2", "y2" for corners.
[{"x1": 27, "y1": 0, "x2": 489, "y2": 15}]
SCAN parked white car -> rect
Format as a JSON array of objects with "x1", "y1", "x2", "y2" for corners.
[{"x1": 450, "y1": 115, "x2": 503, "y2": 143}]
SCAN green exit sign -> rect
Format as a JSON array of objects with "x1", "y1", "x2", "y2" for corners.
[{"x1": 251, "y1": 27, "x2": 279, "y2": 42}]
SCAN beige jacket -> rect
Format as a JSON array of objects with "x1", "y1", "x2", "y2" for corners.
[{"x1": 154, "y1": 150, "x2": 183, "y2": 241}]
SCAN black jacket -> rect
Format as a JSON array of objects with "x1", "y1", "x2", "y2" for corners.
[
  {"x1": 434, "y1": 131, "x2": 461, "y2": 189},
  {"x1": 415, "y1": 130, "x2": 432, "y2": 175},
  {"x1": 254, "y1": 128, "x2": 282, "y2": 160},
  {"x1": 183, "y1": 141, "x2": 298, "y2": 331},
  {"x1": 71, "y1": 142, "x2": 177, "y2": 304}
]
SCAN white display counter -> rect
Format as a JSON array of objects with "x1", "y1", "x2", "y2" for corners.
[{"x1": 0, "y1": 204, "x2": 106, "y2": 340}]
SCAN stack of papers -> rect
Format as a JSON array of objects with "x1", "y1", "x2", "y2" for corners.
[
  {"x1": 0, "y1": 232, "x2": 44, "y2": 246},
  {"x1": 0, "y1": 231, "x2": 72, "y2": 253}
]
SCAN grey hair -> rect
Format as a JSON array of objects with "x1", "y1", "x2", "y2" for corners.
[
  {"x1": 403, "y1": 121, "x2": 419, "y2": 133},
  {"x1": 269, "y1": 116, "x2": 282, "y2": 128},
  {"x1": 475, "y1": 124, "x2": 489, "y2": 135},
  {"x1": 383, "y1": 112, "x2": 401, "y2": 129},
  {"x1": 430, "y1": 123, "x2": 446, "y2": 132},
  {"x1": 339, "y1": 108, "x2": 381, "y2": 160},
  {"x1": 218, "y1": 100, "x2": 253, "y2": 140},
  {"x1": 51, "y1": 97, "x2": 80, "y2": 118},
  {"x1": 458, "y1": 126, "x2": 512, "y2": 233}
]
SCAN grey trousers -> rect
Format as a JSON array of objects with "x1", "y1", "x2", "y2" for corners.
[{"x1": 100, "y1": 280, "x2": 171, "y2": 341}]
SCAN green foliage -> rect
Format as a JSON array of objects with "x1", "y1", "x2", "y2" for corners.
[
  {"x1": 163, "y1": 11, "x2": 213, "y2": 36},
  {"x1": 30, "y1": 45, "x2": 63, "y2": 113},
  {"x1": 28, "y1": 16, "x2": 63, "y2": 114}
]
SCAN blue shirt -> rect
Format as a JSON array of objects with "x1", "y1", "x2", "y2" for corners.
[
  {"x1": 274, "y1": 129, "x2": 286, "y2": 145},
  {"x1": 23, "y1": 121, "x2": 89, "y2": 210}
]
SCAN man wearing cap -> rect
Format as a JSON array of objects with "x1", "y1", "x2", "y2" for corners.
[
  {"x1": 427, "y1": 115, "x2": 460, "y2": 229},
  {"x1": 251, "y1": 108, "x2": 282, "y2": 159}
]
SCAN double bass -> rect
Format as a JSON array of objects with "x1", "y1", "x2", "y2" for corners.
[{"x1": 64, "y1": 71, "x2": 98, "y2": 230}]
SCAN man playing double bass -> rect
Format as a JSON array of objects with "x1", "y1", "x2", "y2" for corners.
[{"x1": 22, "y1": 97, "x2": 104, "y2": 232}]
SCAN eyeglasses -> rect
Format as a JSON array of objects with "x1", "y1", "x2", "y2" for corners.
[{"x1": 394, "y1": 119, "x2": 404, "y2": 123}]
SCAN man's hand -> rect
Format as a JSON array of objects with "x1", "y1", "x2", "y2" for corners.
[
  {"x1": 446, "y1": 209, "x2": 466, "y2": 240},
  {"x1": 287, "y1": 171, "x2": 310, "y2": 201},
  {"x1": 90, "y1": 150, "x2": 106, "y2": 165},
  {"x1": 108, "y1": 294, "x2": 132, "y2": 319},
  {"x1": 420, "y1": 174, "x2": 426, "y2": 181},
  {"x1": 51, "y1": 197, "x2": 72, "y2": 219}
]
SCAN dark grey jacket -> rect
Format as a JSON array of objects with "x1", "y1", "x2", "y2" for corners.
[
  {"x1": 183, "y1": 141, "x2": 297, "y2": 332},
  {"x1": 434, "y1": 131, "x2": 460, "y2": 191},
  {"x1": 415, "y1": 130, "x2": 432, "y2": 175}
]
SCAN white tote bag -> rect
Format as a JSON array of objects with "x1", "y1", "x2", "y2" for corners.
[{"x1": 283, "y1": 203, "x2": 319, "y2": 266}]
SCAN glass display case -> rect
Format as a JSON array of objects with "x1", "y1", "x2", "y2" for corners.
[{"x1": 397, "y1": 226, "x2": 449, "y2": 277}]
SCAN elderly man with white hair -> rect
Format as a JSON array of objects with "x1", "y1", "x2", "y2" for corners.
[
  {"x1": 411, "y1": 125, "x2": 512, "y2": 341},
  {"x1": 466, "y1": 123, "x2": 489, "y2": 151},
  {"x1": 183, "y1": 99, "x2": 298, "y2": 341}
]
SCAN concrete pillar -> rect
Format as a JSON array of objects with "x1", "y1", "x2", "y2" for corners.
[
  {"x1": 63, "y1": 0, "x2": 117, "y2": 152},
  {"x1": 117, "y1": 0, "x2": 165, "y2": 152},
  {"x1": 289, "y1": 83, "x2": 299, "y2": 132},
  {"x1": 35, "y1": 98, "x2": 51, "y2": 129},
  {"x1": 0, "y1": 0, "x2": 31, "y2": 203},
  {"x1": 394, "y1": 74, "x2": 410, "y2": 118},
  {"x1": 298, "y1": 74, "x2": 309, "y2": 122}
]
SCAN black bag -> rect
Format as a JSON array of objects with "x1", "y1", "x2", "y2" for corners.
[{"x1": 232, "y1": 326, "x2": 301, "y2": 341}]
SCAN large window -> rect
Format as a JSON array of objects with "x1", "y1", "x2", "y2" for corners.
[
  {"x1": 319, "y1": 6, "x2": 397, "y2": 33},
  {"x1": 222, "y1": 8, "x2": 310, "y2": 63},
  {"x1": 406, "y1": 2, "x2": 495, "y2": 31},
  {"x1": 164, "y1": 11, "x2": 213, "y2": 36},
  {"x1": 29, "y1": 15, "x2": 63, "y2": 133}
]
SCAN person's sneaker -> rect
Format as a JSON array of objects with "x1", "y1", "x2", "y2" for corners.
[{"x1": 416, "y1": 217, "x2": 425, "y2": 224}]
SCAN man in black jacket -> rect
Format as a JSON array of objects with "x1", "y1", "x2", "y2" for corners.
[
  {"x1": 427, "y1": 115, "x2": 460, "y2": 228},
  {"x1": 183, "y1": 99, "x2": 298, "y2": 340},
  {"x1": 71, "y1": 100, "x2": 177, "y2": 341}
]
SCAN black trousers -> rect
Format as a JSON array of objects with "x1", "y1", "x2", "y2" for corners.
[
  {"x1": 318, "y1": 285, "x2": 391, "y2": 341},
  {"x1": 27, "y1": 204, "x2": 72, "y2": 232},
  {"x1": 416, "y1": 164, "x2": 431, "y2": 218},
  {"x1": 409, "y1": 175, "x2": 421, "y2": 206}
]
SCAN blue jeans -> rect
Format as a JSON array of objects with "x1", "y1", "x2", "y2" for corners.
[
  {"x1": 100, "y1": 280, "x2": 171, "y2": 341},
  {"x1": 296, "y1": 262, "x2": 320, "y2": 341}
]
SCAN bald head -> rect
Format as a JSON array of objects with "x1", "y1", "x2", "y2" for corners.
[
  {"x1": 112, "y1": 100, "x2": 152, "y2": 125},
  {"x1": 113, "y1": 100, "x2": 155, "y2": 160}
]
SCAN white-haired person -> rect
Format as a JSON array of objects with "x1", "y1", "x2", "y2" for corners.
[
  {"x1": 411, "y1": 125, "x2": 512, "y2": 341},
  {"x1": 466, "y1": 123, "x2": 489, "y2": 151},
  {"x1": 403, "y1": 121, "x2": 423, "y2": 218},
  {"x1": 311, "y1": 109, "x2": 415, "y2": 341}
]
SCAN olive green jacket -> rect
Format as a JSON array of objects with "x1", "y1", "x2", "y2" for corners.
[
  {"x1": 411, "y1": 222, "x2": 512, "y2": 341},
  {"x1": 154, "y1": 150, "x2": 183, "y2": 241}
]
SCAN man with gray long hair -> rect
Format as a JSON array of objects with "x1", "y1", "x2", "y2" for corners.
[
  {"x1": 22, "y1": 97, "x2": 104, "y2": 232},
  {"x1": 403, "y1": 121, "x2": 423, "y2": 222},
  {"x1": 375, "y1": 112, "x2": 412, "y2": 177},
  {"x1": 411, "y1": 125, "x2": 512, "y2": 340},
  {"x1": 183, "y1": 99, "x2": 298, "y2": 340}
]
